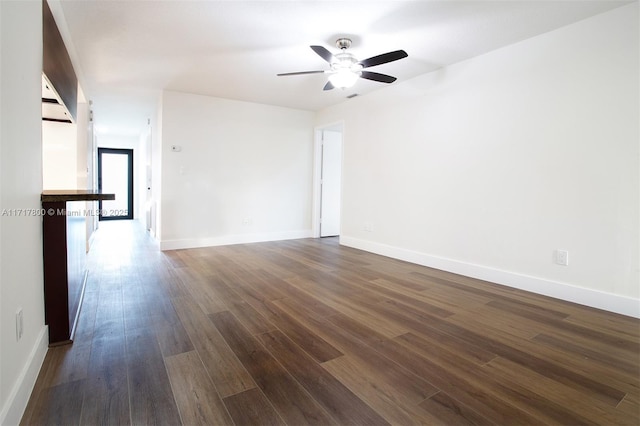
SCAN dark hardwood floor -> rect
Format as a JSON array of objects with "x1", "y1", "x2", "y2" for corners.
[{"x1": 22, "y1": 220, "x2": 639, "y2": 425}]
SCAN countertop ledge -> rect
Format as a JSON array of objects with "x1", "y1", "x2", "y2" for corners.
[{"x1": 42, "y1": 190, "x2": 116, "y2": 202}]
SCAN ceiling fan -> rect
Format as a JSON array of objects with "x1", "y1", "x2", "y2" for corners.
[{"x1": 277, "y1": 38, "x2": 408, "y2": 91}]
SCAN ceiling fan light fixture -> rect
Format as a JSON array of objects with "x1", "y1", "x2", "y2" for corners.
[
  {"x1": 278, "y1": 38, "x2": 407, "y2": 91},
  {"x1": 328, "y1": 69, "x2": 360, "y2": 89}
]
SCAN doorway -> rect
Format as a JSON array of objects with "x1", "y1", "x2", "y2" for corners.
[
  {"x1": 315, "y1": 124, "x2": 343, "y2": 237},
  {"x1": 98, "y1": 148, "x2": 134, "y2": 220}
]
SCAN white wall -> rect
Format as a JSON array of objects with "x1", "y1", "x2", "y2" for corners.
[
  {"x1": 77, "y1": 99, "x2": 98, "y2": 245},
  {"x1": 152, "y1": 96, "x2": 163, "y2": 239},
  {"x1": 138, "y1": 124, "x2": 152, "y2": 232},
  {"x1": 0, "y1": 1, "x2": 49, "y2": 424},
  {"x1": 42, "y1": 121, "x2": 77, "y2": 190},
  {"x1": 76, "y1": 98, "x2": 90, "y2": 191},
  {"x1": 316, "y1": 4, "x2": 639, "y2": 316},
  {"x1": 160, "y1": 90, "x2": 314, "y2": 250}
]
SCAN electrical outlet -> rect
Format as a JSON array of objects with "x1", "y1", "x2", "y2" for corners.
[
  {"x1": 16, "y1": 308, "x2": 23, "y2": 341},
  {"x1": 555, "y1": 249, "x2": 569, "y2": 266}
]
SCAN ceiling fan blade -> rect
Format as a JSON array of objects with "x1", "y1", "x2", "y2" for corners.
[
  {"x1": 311, "y1": 45, "x2": 335, "y2": 63},
  {"x1": 277, "y1": 70, "x2": 326, "y2": 76},
  {"x1": 358, "y1": 50, "x2": 408, "y2": 68},
  {"x1": 360, "y1": 71, "x2": 397, "y2": 83},
  {"x1": 323, "y1": 81, "x2": 335, "y2": 91}
]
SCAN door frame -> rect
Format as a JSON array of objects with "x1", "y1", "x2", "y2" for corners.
[
  {"x1": 312, "y1": 121, "x2": 344, "y2": 238},
  {"x1": 97, "y1": 147, "x2": 134, "y2": 220}
]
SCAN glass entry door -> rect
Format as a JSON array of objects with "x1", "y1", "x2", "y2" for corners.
[{"x1": 98, "y1": 148, "x2": 134, "y2": 220}]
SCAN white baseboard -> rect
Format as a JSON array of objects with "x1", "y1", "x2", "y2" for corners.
[
  {"x1": 340, "y1": 236, "x2": 640, "y2": 319},
  {"x1": 0, "y1": 325, "x2": 48, "y2": 426},
  {"x1": 160, "y1": 229, "x2": 313, "y2": 251}
]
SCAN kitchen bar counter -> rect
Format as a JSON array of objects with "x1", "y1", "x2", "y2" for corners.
[
  {"x1": 42, "y1": 190, "x2": 115, "y2": 345},
  {"x1": 42, "y1": 189, "x2": 116, "y2": 203}
]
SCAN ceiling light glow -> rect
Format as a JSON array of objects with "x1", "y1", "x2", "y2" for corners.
[{"x1": 328, "y1": 69, "x2": 360, "y2": 89}]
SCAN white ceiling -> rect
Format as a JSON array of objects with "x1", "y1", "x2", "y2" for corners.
[{"x1": 51, "y1": 0, "x2": 631, "y2": 137}]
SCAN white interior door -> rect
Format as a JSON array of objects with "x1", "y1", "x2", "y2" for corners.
[{"x1": 320, "y1": 130, "x2": 342, "y2": 237}]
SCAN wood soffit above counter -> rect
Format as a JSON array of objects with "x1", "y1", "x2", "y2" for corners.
[{"x1": 41, "y1": 190, "x2": 116, "y2": 203}]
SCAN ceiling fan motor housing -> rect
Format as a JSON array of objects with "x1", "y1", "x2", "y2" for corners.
[{"x1": 335, "y1": 38, "x2": 353, "y2": 50}]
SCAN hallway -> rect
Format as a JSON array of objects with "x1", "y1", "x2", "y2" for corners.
[{"x1": 23, "y1": 220, "x2": 181, "y2": 424}]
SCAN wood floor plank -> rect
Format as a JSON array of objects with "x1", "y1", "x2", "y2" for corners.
[
  {"x1": 285, "y1": 274, "x2": 409, "y2": 338},
  {"x1": 296, "y1": 268, "x2": 387, "y2": 307},
  {"x1": 487, "y1": 299, "x2": 640, "y2": 353},
  {"x1": 125, "y1": 328, "x2": 182, "y2": 425},
  {"x1": 321, "y1": 354, "x2": 440, "y2": 425},
  {"x1": 36, "y1": 343, "x2": 91, "y2": 388},
  {"x1": 223, "y1": 267, "x2": 291, "y2": 302},
  {"x1": 210, "y1": 311, "x2": 336, "y2": 425},
  {"x1": 536, "y1": 327, "x2": 640, "y2": 367},
  {"x1": 274, "y1": 296, "x2": 439, "y2": 405},
  {"x1": 158, "y1": 264, "x2": 191, "y2": 298},
  {"x1": 228, "y1": 300, "x2": 278, "y2": 335},
  {"x1": 224, "y1": 279, "x2": 344, "y2": 363},
  {"x1": 373, "y1": 301, "x2": 498, "y2": 365},
  {"x1": 204, "y1": 273, "x2": 247, "y2": 305},
  {"x1": 432, "y1": 316, "x2": 629, "y2": 406},
  {"x1": 372, "y1": 335, "x2": 546, "y2": 425},
  {"x1": 349, "y1": 266, "x2": 434, "y2": 291},
  {"x1": 532, "y1": 332, "x2": 639, "y2": 377},
  {"x1": 420, "y1": 284, "x2": 496, "y2": 312},
  {"x1": 369, "y1": 278, "x2": 455, "y2": 317},
  {"x1": 88, "y1": 333, "x2": 127, "y2": 378},
  {"x1": 91, "y1": 288, "x2": 125, "y2": 341},
  {"x1": 80, "y1": 357, "x2": 130, "y2": 426},
  {"x1": 123, "y1": 290, "x2": 181, "y2": 333},
  {"x1": 203, "y1": 272, "x2": 279, "y2": 335},
  {"x1": 163, "y1": 250, "x2": 187, "y2": 268},
  {"x1": 274, "y1": 239, "x2": 370, "y2": 271},
  {"x1": 73, "y1": 286, "x2": 98, "y2": 343},
  {"x1": 22, "y1": 380, "x2": 84, "y2": 426},
  {"x1": 323, "y1": 307, "x2": 393, "y2": 348},
  {"x1": 413, "y1": 270, "x2": 572, "y2": 319},
  {"x1": 564, "y1": 309, "x2": 640, "y2": 340},
  {"x1": 165, "y1": 350, "x2": 233, "y2": 426},
  {"x1": 235, "y1": 267, "x2": 344, "y2": 319},
  {"x1": 156, "y1": 322, "x2": 195, "y2": 358},
  {"x1": 446, "y1": 311, "x2": 639, "y2": 400},
  {"x1": 483, "y1": 356, "x2": 633, "y2": 425},
  {"x1": 171, "y1": 295, "x2": 256, "y2": 398},
  {"x1": 223, "y1": 388, "x2": 286, "y2": 426},
  {"x1": 388, "y1": 332, "x2": 600, "y2": 425},
  {"x1": 616, "y1": 398, "x2": 640, "y2": 426},
  {"x1": 418, "y1": 391, "x2": 494, "y2": 426},
  {"x1": 271, "y1": 278, "x2": 345, "y2": 318},
  {"x1": 82, "y1": 278, "x2": 129, "y2": 425},
  {"x1": 446, "y1": 304, "x2": 542, "y2": 340},
  {"x1": 258, "y1": 330, "x2": 391, "y2": 426},
  {"x1": 174, "y1": 267, "x2": 229, "y2": 314}
]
